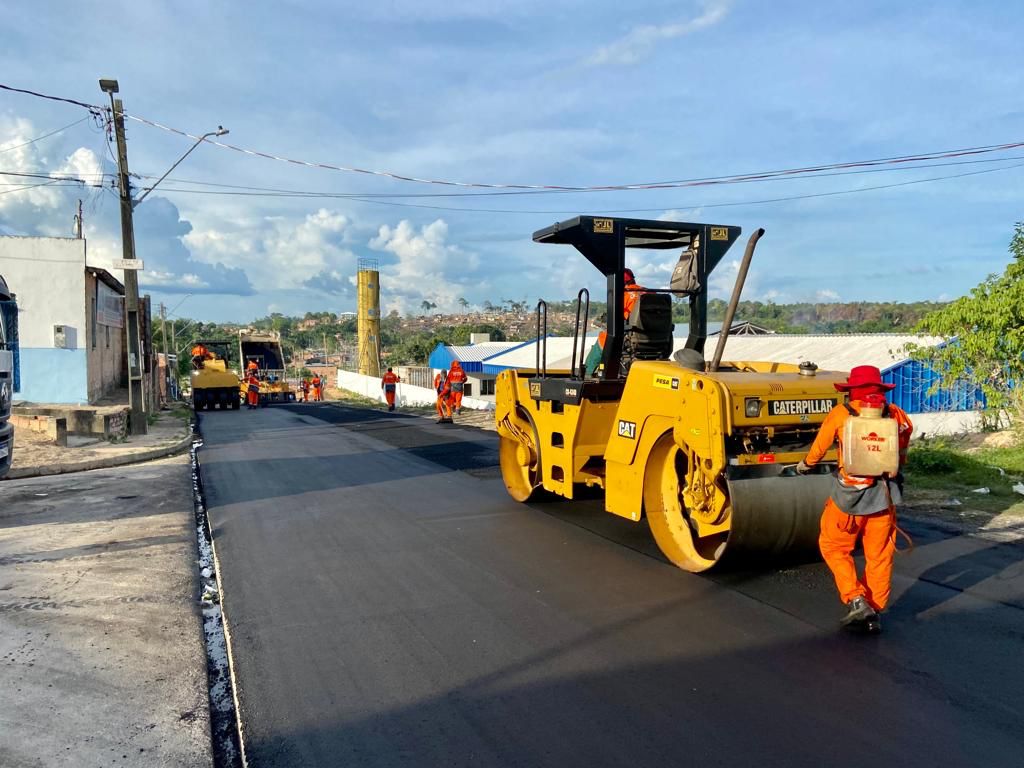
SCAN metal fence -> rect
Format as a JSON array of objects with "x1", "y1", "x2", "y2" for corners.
[{"x1": 882, "y1": 358, "x2": 985, "y2": 413}]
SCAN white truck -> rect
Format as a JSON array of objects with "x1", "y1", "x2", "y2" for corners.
[{"x1": 0, "y1": 273, "x2": 15, "y2": 477}]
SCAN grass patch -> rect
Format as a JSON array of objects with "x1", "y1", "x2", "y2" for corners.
[{"x1": 904, "y1": 437, "x2": 1024, "y2": 514}]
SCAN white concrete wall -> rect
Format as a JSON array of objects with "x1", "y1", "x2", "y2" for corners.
[
  {"x1": 0, "y1": 237, "x2": 89, "y2": 403},
  {"x1": 337, "y1": 369, "x2": 495, "y2": 411},
  {"x1": 909, "y1": 410, "x2": 983, "y2": 438}
]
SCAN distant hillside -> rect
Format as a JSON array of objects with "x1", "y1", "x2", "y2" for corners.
[{"x1": 157, "y1": 301, "x2": 948, "y2": 370}]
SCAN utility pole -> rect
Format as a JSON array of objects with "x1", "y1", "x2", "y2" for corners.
[
  {"x1": 171, "y1": 318, "x2": 178, "y2": 399},
  {"x1": 101, "y1": 79, "x2": 147, "y2": 435},
  {"x1": 159, "y1": 302, "x2": 168, "y2": 407}
]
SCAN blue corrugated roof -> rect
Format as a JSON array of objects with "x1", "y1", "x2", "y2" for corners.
[{"x1": 427, "y1": 342, "x2": 520, "y2": 372}]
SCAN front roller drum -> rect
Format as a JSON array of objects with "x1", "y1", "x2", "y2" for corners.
[{"x1": 643, "y1": 436, "x2": 833, "y2": 572}]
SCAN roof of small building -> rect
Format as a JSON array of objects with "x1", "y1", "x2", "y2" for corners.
[
  {"x1": 427, "y1": 341, "x2": 522, "y2": 372},
  {"x1": 492, "y1": 333, "x2": 944, "y2": 375},
  {"x1": 86, "y1": 267, "x2": 125, "y2": 294}
]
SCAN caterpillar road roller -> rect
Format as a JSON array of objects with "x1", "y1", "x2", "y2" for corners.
[
  {"x1": 495, "y1": 216, "x2": 844, "y2": 572},
  {"x1": 238, "y1": 330, "x2": 297, "y2": 404},
  {"x1": 190, "y1": 340, "x2": 241, "y2": 411}
]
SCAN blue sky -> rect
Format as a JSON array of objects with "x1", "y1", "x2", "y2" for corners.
[{"x1": 1, "y1": 0, "x2": 1022, "y2": 322}]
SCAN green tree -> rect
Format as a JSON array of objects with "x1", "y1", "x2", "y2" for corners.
[{"x1": 907, "y1": 222, "x2": 1024, "y2": 417}]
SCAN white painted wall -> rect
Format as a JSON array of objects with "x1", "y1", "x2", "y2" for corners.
[
  {"x1": 337, "y1": 369, "x2": 495, "y2": 411},
  {"x1": 0, "y1": 237, "x2": 86, "y2": 347},
  {"x1": 910, "y1": 411, "x2": 983, "y2": 438}
]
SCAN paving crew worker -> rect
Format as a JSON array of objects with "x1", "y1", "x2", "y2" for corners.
[
  {"x1": 246, "y1": 372, "x2": 261, "y2": 409},
  {"x1": 311, "y1": 373, "x2": 323, "y2": 402},
  {"x1": 622, "y1": 268, "x2": 646, "y2": 320},
  {"x1": 434, "y1": 368, "x2": 453, "y2": 423},
  {"x1": 191, "y1": 343, "x2": 213, "y2": 370},
  {"x1": 300, "y1": 377, "x2": 310, "y2": 402},
  {"x1": 447, "y1": 360, "x2": 467, "y2": 415},
  {"x1": 381, "y1": 368, "x2": 400, "y2": 411},
  {"x1": 247, "y1": 359, "x2": 259, "y2": 376},
  {"x1": 797, "y1": 365, "x2": 913, "y2": 633}
]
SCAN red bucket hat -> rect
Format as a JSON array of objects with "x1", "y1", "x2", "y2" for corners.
[{"x1": 834, "y1": 365, "x2": 895, "y2": 393}]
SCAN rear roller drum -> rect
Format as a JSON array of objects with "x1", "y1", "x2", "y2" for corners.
[{"x1": 498, "y1": 408, "x2": 544, "y2": 502}]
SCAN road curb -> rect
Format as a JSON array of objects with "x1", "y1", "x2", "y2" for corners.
[{"x1": 3, "y1": 432, "x2": 194, "y2": 480}]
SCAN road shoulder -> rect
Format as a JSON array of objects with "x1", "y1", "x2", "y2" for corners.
[{"x1": 0, "y1": 456, "x2": 212, "y2": 767}]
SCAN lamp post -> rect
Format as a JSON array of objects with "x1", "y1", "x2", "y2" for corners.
[{"x1": 99, "y1": 77, "x2": 225, "y2": 434}]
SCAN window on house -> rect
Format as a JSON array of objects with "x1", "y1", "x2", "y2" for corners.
[
  {"x1": 480, "y1": 378, "x2": 496, "y2": 396},
  {"x1": 91, "y1": 297, "x2": 97, "y2": 349}
]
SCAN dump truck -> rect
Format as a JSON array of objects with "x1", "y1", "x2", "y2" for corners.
[
  {"x1": 190, "y1": 340, "x2": 241, "y2": 411},
  {"x1": 0, "y1": 274, "x2": 15, "y2": 476},
  {"x1": 238, "y1": 330, "x2": 296, "y2": 404},
  {"x1": 495, "y1": 216, "x2": 843, "y2": 572}
]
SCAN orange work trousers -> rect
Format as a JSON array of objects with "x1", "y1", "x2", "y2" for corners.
[
  {"x1": 819, "y1": 498, "x2": 896, "y2": 611},
  {"x1": 436, "y1": 392, "x2": 452, "y2": 419},
  {"x1": 384, "y1": 388, "x2": 396, "y2": 407},
  {"x1": 313, "y1": 386, "x2": 322, "y2": 401},
  {"x1": 451, "y1": 390, "x2": 464, "y2": 412},
  {"x1": 247, "y1": 389, "x2": 259, "y2": 408},
  {"x1": 302, "y1": 389, "x2": 309, "y2": 402}
]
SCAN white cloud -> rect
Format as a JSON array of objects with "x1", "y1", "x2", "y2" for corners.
[
  {"x1": 584, "y1": 1, "x2": 730, "y2": 67},
  {"x1": 815, "y1": 288, "x2": 840, "y2": 301},
  {"x1": 370, "y1": 218, "x2": 481, "y2": 313}
]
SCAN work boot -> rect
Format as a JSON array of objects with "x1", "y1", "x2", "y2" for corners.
[{"x1": 840, "y1": 596, "x2": 878, "y2": 631}]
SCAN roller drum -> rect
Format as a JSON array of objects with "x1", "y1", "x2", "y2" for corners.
[{"x1": 723, "y1": 466, "x2": 833, "y2": 563}]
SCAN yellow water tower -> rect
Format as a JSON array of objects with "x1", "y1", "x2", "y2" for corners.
[{"x1": 357, "y1": 258, "x2": 381, "y2": 377}]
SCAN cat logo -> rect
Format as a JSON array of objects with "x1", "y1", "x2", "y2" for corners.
[
  {"x1": 652, "y1": 374, "x2": 680, "y2": 391},
  {"x1": 617, "y1": 419, "x2": 636, "y2": 440},
  {"x1": 593, "y1": 218, "x2": 614, "y2": 234},
  {"x1": 529, "y1": 382, "x2": 542, "y2": 398},
  {"x1": 710, "y1": 226, "x2": 729, "y2": 241}
]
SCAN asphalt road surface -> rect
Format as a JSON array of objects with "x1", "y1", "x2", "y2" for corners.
[{"x1": 198, "y1": 404, "x2": 1024, "y2": 768}]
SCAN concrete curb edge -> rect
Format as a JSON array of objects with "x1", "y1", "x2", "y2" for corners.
[{"x1": 3, "y1": 431, "x2": 194, "y2": 480}]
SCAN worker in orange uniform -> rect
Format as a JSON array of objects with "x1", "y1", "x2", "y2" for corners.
[
  {"x1": 311, "y1": 373, "x2": 323, "y2": 402},
  {"x1": 300, "y1": 377, "x2": 310, "y2": 402},
  {"x1": 246, "y1": 359, "x2": 259, "y2": 376},
  {"x1": 245, "y1": 372, "x2": 261, "y2": 409},
  {"x1": 434, "y1": 369, "x2": 453, "y2": 424},
  {"x1": 191, "y1": 343, "x2": 213, "y2": 369},
  {"x1": 797, "y1": 365, "x2": 913, "y2": 634},
  {"x1": 381, "y1": 367, "x2": 400, "y2": 411},
  {"x1": 622, "y1": 268, "x2": 646, "y2": 320},
  {"x1": 447, "y1": 360, "x2": 467, "y2": 415}
]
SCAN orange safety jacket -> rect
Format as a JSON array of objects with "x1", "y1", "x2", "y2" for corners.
[
  {"x1": 623, "y1": 283, "x2": 645, "y2": 320},
  {"x1": 382, "y1": 371, "x2": 400, "y2": 386},
  {"x1": 246, "y1": 374, "x2": 260, "y2": 392},
  {"x1": 806, "y1": 399, "x2": 913, "y2": 515}
]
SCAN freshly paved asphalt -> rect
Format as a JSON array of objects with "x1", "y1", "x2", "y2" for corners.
[{"x1": 198, "y1": 404, "x2": 1024, "y2": 768}]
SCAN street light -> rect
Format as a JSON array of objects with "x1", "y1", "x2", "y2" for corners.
[{"x1": 134, "y1": 126, "x2": 229, "y2": 208}]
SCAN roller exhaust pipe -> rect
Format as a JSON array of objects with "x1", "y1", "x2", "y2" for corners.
[{"x1": 709, "y1": 227, "x2": 764, "y2": 372}]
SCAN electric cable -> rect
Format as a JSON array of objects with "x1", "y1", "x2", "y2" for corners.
[
  {"x1": 123, "y1": 108, "x2": 1024, "y2": 191},
  {"x1": 143, "y1": 159, "x2": 1024, "y2": 215},
  {"x1": 0, "y1": 117, "x2": 89, "y2": 154},
  {"x1": 134, "y1": 153, "x2": 1024, "y2": 200}
]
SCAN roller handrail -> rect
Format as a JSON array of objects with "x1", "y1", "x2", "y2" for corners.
[
  {"x1": 535, "y1": 299, "x2": 548, "y2": 378},
  {"x1": 571, "y1": 288, "x2": 590, "y2": 379}
]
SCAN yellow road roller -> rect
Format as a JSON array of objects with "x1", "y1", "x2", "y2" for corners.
[
  {"x1": 191, "y1": 340, "x2": 241, "y2": 411},
  {"x1": 238, "y1": 330, "x2": 297, "y2": 404},
  {"x1": 495, "y1": 216, "x2": 844, "y2": 572}
]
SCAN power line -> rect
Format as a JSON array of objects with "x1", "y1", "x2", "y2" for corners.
[
  {"x1": 143, "y1": 158, "x2": 1024, "y2": 215},
  {"x1": 137, "y1": 153, "x2": 1024, "y2": 200},
  {"x1": 0, "y1": 117, "x2": 89, "y2": 155},
  {"x1": 124, "y1": 108, "x2": 1024, "y2": 192},
  {"x1": 0, "y1": 83, "x2": 104, "y2": 115},
  {"x1": 0, "y1": 178, "x2": 65, "y2": 197}
]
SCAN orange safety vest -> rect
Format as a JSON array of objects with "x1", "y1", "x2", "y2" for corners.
[{"x1": 382, "y1": 372, "x2": 400, "y2": 386}]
